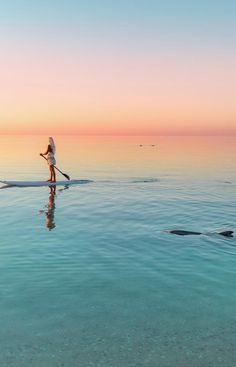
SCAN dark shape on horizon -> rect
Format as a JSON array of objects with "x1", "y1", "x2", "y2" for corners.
[
  {"x1": 169, "y1": 230, "x2": 234, "y2": 237},
  {"x1": 139, "y1": 144, "x2": 156, "y2": 147}
]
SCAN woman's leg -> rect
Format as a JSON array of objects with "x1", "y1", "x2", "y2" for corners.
[
  {"x1": 51, "y1": 166, "x2": 56, "y2": 182},
  {"x1": 47, "y1": 166, "x2": 53, "y2": 181}
]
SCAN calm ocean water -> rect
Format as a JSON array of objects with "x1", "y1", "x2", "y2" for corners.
[{"x1": 0, "y1": 135, "x2": 235, "y2": 367}]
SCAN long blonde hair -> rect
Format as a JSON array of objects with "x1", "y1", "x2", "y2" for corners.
[{"x1": 49, "y1": 137, "x2": 56, "y2": 154}]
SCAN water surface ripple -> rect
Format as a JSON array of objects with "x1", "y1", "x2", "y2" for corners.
[{"x1": 0, "y1": 136, "x2": 235, "y2": 367}]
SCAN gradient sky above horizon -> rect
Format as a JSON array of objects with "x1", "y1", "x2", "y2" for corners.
[{"x1": 0, "y1": 0, "x2": 235, "y2": 135}]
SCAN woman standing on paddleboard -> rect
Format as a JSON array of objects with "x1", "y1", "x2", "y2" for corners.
[{"x1": 40, "y1": 137, "x2": 56, "y2": 182}]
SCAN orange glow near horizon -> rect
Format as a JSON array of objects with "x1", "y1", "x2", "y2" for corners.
[
  {"x1": 1, "y1": 135, "x2": 235, "y2": 178},
  {"x1": 1, "y1": 49, "x2": 236, "y2": 136}
]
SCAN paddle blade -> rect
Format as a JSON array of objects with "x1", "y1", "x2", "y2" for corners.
[{"x1": 63, "y1": 173, "x2": 70, "y2": 181}]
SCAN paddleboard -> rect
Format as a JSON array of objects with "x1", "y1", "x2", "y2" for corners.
[{"x1": 0, "y1": 180, "x2": 92, "y2": 187}]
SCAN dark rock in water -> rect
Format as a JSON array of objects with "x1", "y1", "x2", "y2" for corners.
[
  {"x1": 218, "y1": 230, "x2": 234, "y2": 237},
  {"x1": 170, "y1": 230, "x2": 234, "y2": 237},
  {"x1": 170, "y1": 230, "x2": 201, "y2": 236}
]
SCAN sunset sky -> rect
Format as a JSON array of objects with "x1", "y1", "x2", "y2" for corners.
[{"x1": 0, "y1": 0, "x2": 235, "y2": 135}]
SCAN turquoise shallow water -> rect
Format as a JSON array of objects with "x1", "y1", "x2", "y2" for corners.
[{"x1": 0, "y1": 136, "x2": 236, "y2": 366}]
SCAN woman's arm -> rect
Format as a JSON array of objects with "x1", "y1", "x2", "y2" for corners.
[{"x1": 40, "y1": 145, "x2": 50, "y2": 155}]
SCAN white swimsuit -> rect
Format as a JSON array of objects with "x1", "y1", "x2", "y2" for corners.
[{"x1": 47, "y1": 152, "x2": 56, "y2": 166}]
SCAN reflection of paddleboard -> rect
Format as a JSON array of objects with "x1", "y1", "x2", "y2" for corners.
[{"x1": 0, "y1": 180, "x2": 92, "y2": 187}]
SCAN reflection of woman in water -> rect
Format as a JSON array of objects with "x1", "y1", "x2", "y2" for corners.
[
  {"x1": 39, "y1": 185, "x2": 69, "y2": 231},
  {"x1": 45, "y1": 186, "x2": 56, "y2": 231},
  {"x1": 40, "y1": 137, "x2": 56, "y2": 182}
]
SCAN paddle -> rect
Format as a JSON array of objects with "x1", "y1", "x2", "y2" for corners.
[{"x1": 40, "y1": 154, "x2": 70, "y2": 180}]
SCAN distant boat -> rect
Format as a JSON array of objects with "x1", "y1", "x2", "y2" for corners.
[{"x1": 139, "y1": 144, "x2": 156, "y2": 147}]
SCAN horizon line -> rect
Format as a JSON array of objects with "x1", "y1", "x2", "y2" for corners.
[{"x1": 0, "y1": 133, "x2": 236, "y2": 137}]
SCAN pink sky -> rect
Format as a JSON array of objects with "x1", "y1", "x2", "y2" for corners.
[{"x1": 1, "y1": 49, "x2": 235, "y2": 135}]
